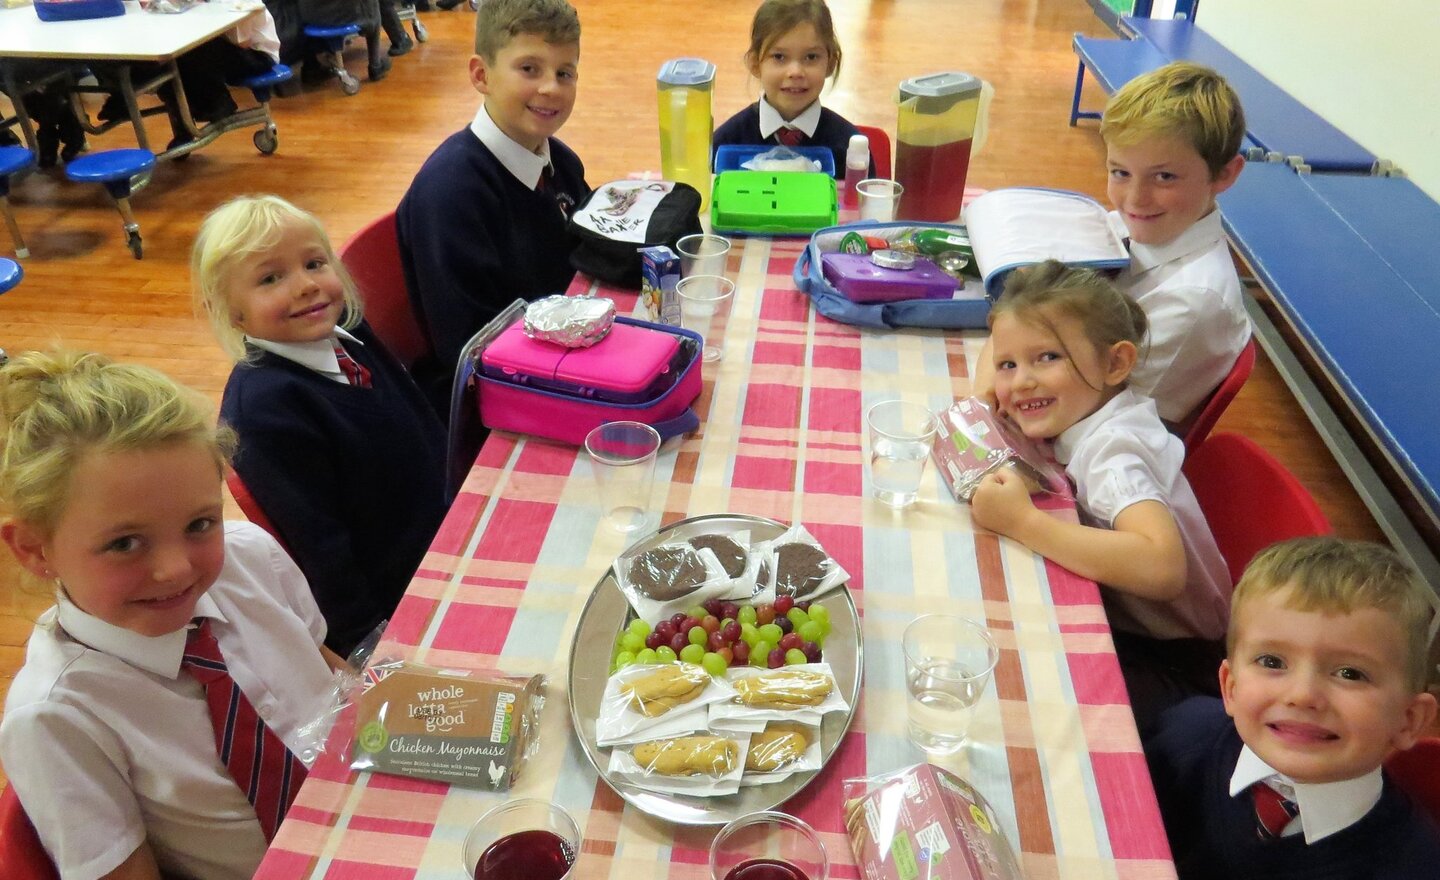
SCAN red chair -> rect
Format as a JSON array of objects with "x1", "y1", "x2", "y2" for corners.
[
  {"x1": 855, "y1": 124, "x2": 892, "y2": 179},
  {"x1": 0, "y1": 786, "x2": 59, "y2": 880},
  {"x1": 1385, "y1": 737, "x2": 1440, "y2": 823},
  {"x1": 337, "y1": 211, "x2": 432, "y2": 370},
  {"x1": 225, "y1": 468, "x2": 289, "y2": 553},
  {"x1": 1181, "y1": 338, "x2": 1257, "y2": 456},
  {"x1": 1182, "y1": 432, "x2": 1330, "y2": 586}
]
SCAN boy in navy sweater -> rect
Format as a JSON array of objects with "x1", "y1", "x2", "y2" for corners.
[
  {"x1": 396, "y1": 0, "x2": 590, "y2": 413},
  {"x1": 1146, "y1": 537, "x2": 1440, "y2": 879}
]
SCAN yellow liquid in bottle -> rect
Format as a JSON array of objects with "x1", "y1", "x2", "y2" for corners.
[{"x1": 658, "y1": 87, "x2": 713, "y2": 212}]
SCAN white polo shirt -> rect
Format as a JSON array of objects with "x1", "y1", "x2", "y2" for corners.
[
  {"x1": 246, "y1": 325, "x2": 365, "y2": 384},
  {"x1": 1054, "y1": 388, "x2": 1231, "y2": 641},
  {"x1": 0, "y1": 522, "x2": 333, "y2": 880},
  {"x1": 758, "y1": 95, "x2": 822, "y2": 138},
  {"x1": 470, "y1": 103, "x2": 553, "y2": 190},
  {"x1": 1113, "y1": 209, "x2": 1252, "y2": 423}
]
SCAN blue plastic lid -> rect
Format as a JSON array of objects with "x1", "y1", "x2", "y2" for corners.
[{"x1": 658, "y1": 58, "x2": 716, "y2": 88}]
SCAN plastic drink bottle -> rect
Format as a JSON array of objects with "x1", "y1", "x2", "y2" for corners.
[
  {"x1": 894, "y1": 72, "x2": 991, "y2": 221},
  {"x1": 842, "y1": 133, "x2": 869, "y2": 210},
  {"x1": 657, "y1": 58, "x2": 717, "y2": 212}
]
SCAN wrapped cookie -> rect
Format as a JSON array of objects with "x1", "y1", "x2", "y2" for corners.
[
  {"x1": 709, "y1": 663, "x2": 850, "y2": 727},
  {"x1": 607, "y1": 732, "x2": 749, "y2": 796},
  {"x1": 595, "y1": 662, "x2": 736, "y2": 747},
  {"x1": 740, "y1": 719, "x2": 823, "y2": 787},
  {"x1": 751, "y1": 524, "x2": 850, "y2": 604},
  {"x1": 931, "y1": 397, "x2": 1069, "y2": 502},
  {"x1": 613, "y1": 542, "x2": 732, "y2": 622}
]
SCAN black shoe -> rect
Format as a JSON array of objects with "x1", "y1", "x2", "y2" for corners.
[
  {"x1": 412, "y1": 0, "x2": 431, "y2": 9},
  {"x1": 191, "y1": 96, "x2": 238, "y2": 123},
  {"x1": 1, "y1": 128, "x2": 21, "y2": 147},
  {"x1": 60, "y1": 140, "x2": 87, "y2": 164},
  {"x1": 98, "y1": 94, "x2": 128, "y2": 122},
  {"x1": 35, "y1": 128, "x2": 59, "y2": 169},
  {"x1": 388, "y1": 36, "x2": 414, "y2": 56},
  {"x1": 435, "y1": 0, "x2": 462, "y2": 10},
  {"x1": 368, "y1": 57, "x2": 391, "y2": 82}
]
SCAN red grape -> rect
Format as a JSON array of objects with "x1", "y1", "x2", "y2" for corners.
[
  {"x1": 796, "y1": 601, "x2": 812, "y2": 611},
  {"x1": 720, "y1": 602, "x2": 741, "y2": 621},
  {"x1": 680, "y1": 616, "x2": 701, "y2": 634},
  {"x1": 732, "y1": 642, "x2": 750, "y2": 665},
  {"x1": 718, "y1": 646, "x2": 734, "y2": 665},
  {"x1": 721, "y1": 621, "x2": 741, "y2": 643},
  {"x1": 670, "y1": 613, "x2": 689, "y2": 629},
  {"x1": 668, "y1": 633, "x2": 689, "y2": 654},
  {"x1": 779, "y1": 633, "x2": 802, "y2": 651},
  {"x1": 802, "y1": 641, "x2": 822, "y2": 663},
  {"x1": 644, "y1": 632, "x2": 666, "y2": 650},
  {"x1": 755, "y1": 604, "x2": 776, "y2": 625},
  {"x1": 767, "y1": 648, "x2": 786, "y2": 669},
  {"x1": 654, "y1": 621, "x2": 676, "y2": 641},
  {"x1": 775, "y1": 616, "x2": 794, "y2": 635},
  {"x1": 707, "y1": 630, "x2": 728, "y2": 652},
  {"x1": 701, "y1": 615, "x2": 721, "y2": 634},
  {"x1": 703, "y1": 598, "x2": 725, "y2": 618},
  {"x1": 774, "y1": 595, "x2": 795, "y2": 615}
]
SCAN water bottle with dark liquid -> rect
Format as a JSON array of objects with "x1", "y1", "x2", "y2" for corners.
[{"x1": 894, "y1": 72, "x2": 990, "y2": 222}]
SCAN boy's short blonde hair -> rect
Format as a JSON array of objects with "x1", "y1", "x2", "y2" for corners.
[
  {"x1": 0, "y1": 350, "x2": 235, "y2": 535},
  {"x1": 1230, "y1": 537, "x2": 1435, "y2": 692},
  {"x1": 474, "y1": 0, "x2": 580, "y2": 60},
  {"x1": 1100, "y1": 62, "x2": 1246, "y2": 177},
  {"x1": 191, "y1": 194, "x2": 362, "y2": 362}
]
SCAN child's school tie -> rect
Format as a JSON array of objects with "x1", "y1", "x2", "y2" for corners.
[
  {"x1": 332, "y1": 341, "x2": 372, "y2": 388},
  {"x1": 1252, "y1": 782, "x2": 1300, "y2": 839},
  {"x1": 181, "y1": 619, "x2": 308, "y2": 841},
  {"x1": 775, "y1": 127, "x2": 806, "y2": 148}
]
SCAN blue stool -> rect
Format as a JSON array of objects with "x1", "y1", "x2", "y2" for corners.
[
  {"x1": 232, "y1": 63, "x2": 294, "y2": 154},
  {"x1": 0, "y1": 145, "x2": 35, "y2": 259},
  {"x1": 303, "y1": 24, "x2": 362, "y2": 96},
  {"x1": 65, "y1": 149, "x2": 156, "y2": 260},
  {"x1": 0, "y1": 256, "x2": 20, "y2": 295}
]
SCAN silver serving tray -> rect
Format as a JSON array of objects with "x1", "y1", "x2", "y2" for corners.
[{"x1": 567, "y1": 513, "x2": 863, "y2": 826}]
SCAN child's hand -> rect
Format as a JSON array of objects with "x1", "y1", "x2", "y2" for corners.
[{"x1": 970, "y1": 468, "x2": 1036, "y2": 537}]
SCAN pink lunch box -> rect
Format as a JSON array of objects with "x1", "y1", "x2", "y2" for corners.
[
  {"x1": 820, "y1": 253, "x2": 956, "y2": 303},
  {"x1": 481, "y1": 320, "x2": 683, "y2": 404}
]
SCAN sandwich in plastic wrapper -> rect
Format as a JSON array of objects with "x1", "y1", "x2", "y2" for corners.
[
  {"x1": 738, "y1": 718, "x2": 822, "y2": 786},
  {"x1": 609, "y1": 733, "x2": 750, "y2": 796},
  {"x1": 613, "y1": 540, "x2": 734, "y2": 622},
  {"x1": 595, "y1": 662, "x2": 737, "y2": 747},
  {"x1": 743, "y1": 145, "x2": 823, "y2": 173},
  {"x1": 709, "y1": 663, "x2": 847, "y2": 726},
  {"x1": 842, "y1": 763, "x2": 1023, "y2": 880},
  {"x1": 346, "y1": 655, "x2": 546, "y2": 790},
  {"x1": 931, "y1": 397, "x2": 1069, "y2": 502},
  {"x1": 751, "y1": 523, "x2": 850, "y2": 604}
]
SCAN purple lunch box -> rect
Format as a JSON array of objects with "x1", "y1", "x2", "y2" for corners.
[{"x1": 820, "y1": 253, "x2": 956, "y2": 304}]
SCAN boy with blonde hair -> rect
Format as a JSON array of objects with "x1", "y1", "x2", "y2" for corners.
[
  {"x1": 397, "y1": 0, "x2": 591, "y2": 413},
  {"x1": 1146, "y1": 537, "x2": 1440, "y2": 878},
  {"x1": 1100, "y1": 61, "x2": 1250, "y2": 425}
]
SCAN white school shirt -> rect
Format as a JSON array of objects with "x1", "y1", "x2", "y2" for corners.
[
  {"x1": 1112, "y1": 209, "x2": 1252, "y2": 423},
  {"x1": 1231, "y1": 744, "x2": 1383, "y2": 843},
  {"x1": 757, "y1": 95, "x2": 822, "y2": 138},
  {"x1": 1053, "y1": 387, "x2": 1231, "y2": 640},
  {"x1": 470, "y1": 103, "x2": 553, "y2": 190},
  {"x1": 0, "y1": 522, "x2": 333, "y2": 880},
  {"x1": 246, "y1": 325, "x2": 365, "y2": 384}
]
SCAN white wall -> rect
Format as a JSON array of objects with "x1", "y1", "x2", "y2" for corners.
[{"x1": 1196, "y1": 0, "x2": 1440, "y2": 200}]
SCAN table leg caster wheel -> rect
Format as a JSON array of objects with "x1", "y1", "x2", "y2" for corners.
[
  {"x1": 126, "y1": 229, "x2": 143, "y2": 260},
  {"x1": 339, "y1": 72, "x2": 361, "y2": 96},
  {"x1": 253, "y1": 127, "x2": 279, "y2": 154}
]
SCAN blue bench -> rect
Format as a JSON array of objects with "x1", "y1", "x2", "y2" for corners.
[
  {"x1": 1070, "y1": 18, "x2": 1377, "y2": 173},
  {"x1": 1218, "y1": 161, "x2": 1440, "y2": 588}
]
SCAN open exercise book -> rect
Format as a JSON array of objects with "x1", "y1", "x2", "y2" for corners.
[{"x1": 963, "y1": 187, "x2": 1131, "y2": 297}]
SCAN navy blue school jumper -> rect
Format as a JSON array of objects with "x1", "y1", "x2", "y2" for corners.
[
  {"x1": 396, "y1": 130, "x2": 589, "y2": 414},
  {"x1": 220, "y1": 322, "x2": 447, "y2": 656},
  {"x1": 712, "y1": 102, "x2": 875, "y2": 180},
  {"x1": 1145, "y1": 697, "x2": 1440, "y2": 880}
]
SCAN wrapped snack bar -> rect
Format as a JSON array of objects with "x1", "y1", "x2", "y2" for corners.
[
  {"x1": 931, "y1": 397, "x2": 1068, "y2": 502},
  {"x1": 843, "y1": 764, "x2": 1023, "y2": 880}
]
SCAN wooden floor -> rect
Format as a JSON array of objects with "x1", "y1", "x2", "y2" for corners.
[{"x1": 0, "y1": 0, "x2": 1385, "y2": 788}]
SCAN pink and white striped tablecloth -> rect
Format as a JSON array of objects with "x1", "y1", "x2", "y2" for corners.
[{"x1": 257, "y1": 236, "x2": 1176, "y2": 880}]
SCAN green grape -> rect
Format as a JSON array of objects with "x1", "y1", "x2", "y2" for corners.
[
  {"x1": 635, "y1": 648, "x2": 658, "y2": 665},
  {"x1": 614, "y1": 650, "x2": 637, "y2": 669},
  {"x1": 807, "y1": 605, "x2": 830, "y2": 625},
  {"x1": 679, "y1": 644, "x2": 705, "y2": 664},
  {"x1": 701, "y1": 652, "x2": 728, "y2": 677},
  {"x1": 798, "y1": 621, "x2": 823, "y2": 643},
  {"x1": 758, "y1": 623, "x2": 783, "y2": 644},
  {"x1": 740, "y1": 622, "x2": 760, "y2": 645},
  {"x1": 814, "y1": 618, "x2": 831, "y2": 639},
  {"x1": 627, "y1": 618, "x2": 651, "y2": 638},
  {"x1": 738, "y1": 605, "x2": 758, "y2": 625},
  {"x1": 620, "y1": 632, "x2": 646, "y2": 653},
  {"x1": 688, "y1": 625, "x2": 708, "y2": 646},
  {"x1": 786, "y1": 608, "x2": 809, "y2": 628},
  {"x1": 784, "y1": 649, "x2": 808, "y2": 666},
  {"x1": 686, "y1": 605, "x2": 709, "y2": 621},
  {"x1": 655, "y1": 646, "x2": 678, "y2": 663},
  {"x1": 752, "y1": 639, "x2": 773, "y2": 662}
]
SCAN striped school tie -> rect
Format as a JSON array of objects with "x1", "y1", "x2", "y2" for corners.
[
  {"x1": 1252, "y1": 782, "x2": 1299, "y2": 840},
  {"x1": 181, "y1": 619, "x2": 307, "y2": 841},
  {"x1": 333, "y1": 341, "x2": 372, "y2": 388},
  {"x1": 775, "y1": 127, "x2": 805, "y2": 148}
]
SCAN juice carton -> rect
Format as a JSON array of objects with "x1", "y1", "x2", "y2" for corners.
[{"x1": 640, "y1": 245, "x2": 681, "y2": 326}]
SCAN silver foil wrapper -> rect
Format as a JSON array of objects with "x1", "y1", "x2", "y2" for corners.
[{"x1": 523, "y1": 295, "x2": 616, "y2": 348}]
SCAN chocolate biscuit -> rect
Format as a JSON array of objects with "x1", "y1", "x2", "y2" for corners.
[
  {"x1": 627, "y1": 546, "x2": 708, "y2": 601},
  {"x1": 689, "y1": 534, "x2": 747, "y2": 579},
  {"x1": 773, "y1": 542, "x2": 830, "y2": 598}
]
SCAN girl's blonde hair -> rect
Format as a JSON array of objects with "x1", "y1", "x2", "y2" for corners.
[
  {"x1": 0, "y1": 350, "x2": 235, "y2": 535},
  {"x1": 746, "y1": 0, "x2": 843, "y2": 82},
  {"x1": 191, "y1": 194, "x2": 363, "y2": 362},
  {"x1": 990, "y1": 260, "x2": 1148, "y2": 391}
]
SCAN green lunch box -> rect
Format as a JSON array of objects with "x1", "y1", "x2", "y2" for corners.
[{"x1": 710, "y1": 171, "x2": 838, "y2": 236}]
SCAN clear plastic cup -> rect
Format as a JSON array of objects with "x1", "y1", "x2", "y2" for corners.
[
  {"x1": 866, "y1": 400, "x2": 938, "y2": 508},
  {"x1": 584, "y1": 421, "x2": 661, "y2": 532},
  {"x1": 709, "y1": 810, "x2": 828, "y2": 880},
  {"x1": 676, "y1": 275, "x2": 736, "y2": 362},
  {"x1": 902, "y1": 614, "x2": 999, "y2": 755},
  {"x1": 463, "y1": 799, "x2": 578, "y2": 880},
  {"x1": 856, "y1": 179, "x2": 904, "y2": 222},
  {"x1": 676, "y1": 233, "x2": 732, "y2": 279}
]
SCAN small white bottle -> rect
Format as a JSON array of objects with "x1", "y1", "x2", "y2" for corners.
[{"x1": 842, "y1": 133, "x2": 869, "y2": 210}]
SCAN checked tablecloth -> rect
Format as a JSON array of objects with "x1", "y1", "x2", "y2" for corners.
[{"x1": 257, "y1": 235, "x2": 1176, "y2": 880}]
